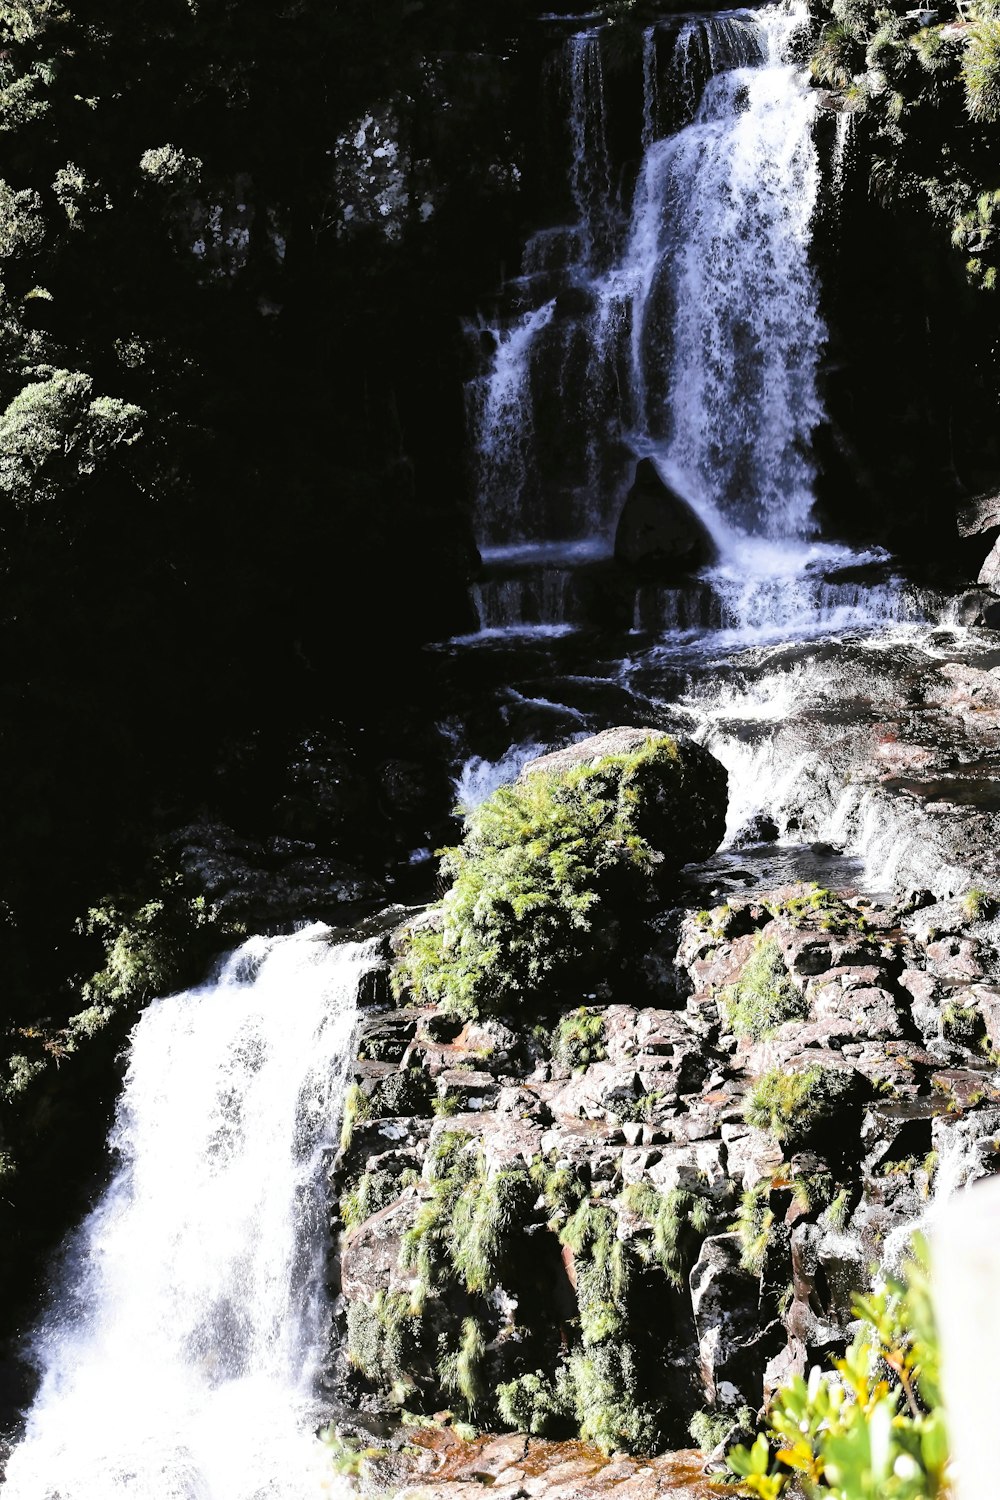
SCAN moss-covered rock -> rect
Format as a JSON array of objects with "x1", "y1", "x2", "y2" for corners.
[{"x1": 393, "y1": 730, "x2": 727, "y2": 1020}]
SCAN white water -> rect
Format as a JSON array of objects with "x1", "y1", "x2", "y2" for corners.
[
  {"x1": 626, "y1": 6, "x2": 824, "y2": 541},
  {"x1": 463, "y1": 3, "x2": 908, "y2": 642},
  {"x1": 5, "y1": 925, "x2": 370, "y2": 1500}
]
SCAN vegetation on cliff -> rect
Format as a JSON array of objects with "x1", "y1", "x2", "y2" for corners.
[{"x1": 809, "y1": 0, "x2": 1000, "y2": 289}]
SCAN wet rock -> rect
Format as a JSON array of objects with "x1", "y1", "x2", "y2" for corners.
[
  {"x1": 690, "y1": 1233, "x2": 774, "y2": 1406},
  {"x1": 923, "y1": 936, "x2": 984, "y2": 982},
  {"x1": 613, "y1": 458, "x2": 718, "y2": 580},
  {"x1": 731, "y1": 813, "x2": 780, "y2": 847},
  {"x1": 435, "y1": 1068, "x2": 500, "y2": 1112},
  {"x1": 955, "y1": 588, "x2": 1000, "y2": 628},
  {"x1": 810, "y1": 983, "x2": 905, "y2": 1042},
  {"x1": 341, "y1": 1194, "x2": 420, "y2": 1303}
]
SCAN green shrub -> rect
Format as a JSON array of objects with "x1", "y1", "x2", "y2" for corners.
[
  {"x1": 340, "y1": 1083, "x2": 371, "y2": 1151},
  {"x1": 721, "y1": 938, "x2": 807, "y2": 1041},
  {"x1": 530, "y1": 1156, "x2": 588, "y2": 1222},
  {"x1": 346, "y1": 1289, "x2": 420, "y2": 1402},
  {"x1": 450, "y1": 1165, "x2": 535, "y2": 1294},
  {"x1": 560, "y1": 1200, "x2": 631, "y2": 1345},
  {"x1": 393, "y1": 738, "x2": 686, "y2": 1020},
  {"x1": 727, "y1": 1237, "x2": 947, "y2": 1498},
  {"x1": 743, "y1": 1065, "x2": 860, "y2": 1150},
  {"x1": 569, "y1": 1345, "x2": 658, "y2": 1456},
  {"x1": 553, "y1": 1006, "x2": 607, "y2": 1071},
  {"x1": 963, "y1": 18, "x2": 1000, "y2": 122},
  {"x1": 78, "y1": 870, "x2": 241, "y2": 1013},
  {"x1": 342, "y1": 1169, "x2": 413, "y2": 1230}
]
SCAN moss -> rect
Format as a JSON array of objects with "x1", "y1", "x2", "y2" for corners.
[
  {"x1": 340, "y1": 1082, "x2": 372, "y2": 1151},
  {"x1": 765, "y1": 885, "x2": 866, "y2": 936},
  {"x1": 568, "y1": 1345, "x2": 658, "y2": 1456},
  {"x1": 689, "y1": 1406, "x2": 753, "y2": 1453},
  {"x1": 824, "y1": 1189, "x2": 852, "y2": 1232},
  {"x1": 743, "y1": 1065, "x2": 860, "y2": 1150},
  {"x1": 496, "y1": 1368, "x2": 575, "y2": 1437},
  {"x1": 450, "y1": 1164, "x2": 534, "y2": 1294},
  {"x1": 720, "y1": 937, "x2": 808, "y2": 1041},
  {"x1": 611, "y1": 1088, "x2": 665, "y2": 1124},
  {"x1": 553, "y1": 1006, "x2": 607, "y2": 1071},
  {"x1": 621, "y1": 1182, "x2": 715, "y2": 1288},
  {"x1": 735, "y1": 1182, "x2": 774, "y2": 1276},
  {"x1": 941, "y1": 1001, "x2": 984, "y2": 1045},
  {"x1": 346, "y1": 1289, "x2": 420, "y2": 1402},
  {"x1": 342, "y1": 1168, "x2": 413, "y2": 1230},
  {"x1": 561, "y1": 1200, "x2": 631, "y2": 1345},
  {"x1": 438, "y1": 1316, "x2": 488, "y2": 1416},
  {"x1": 367, "y1": 1068, "x2": 434, "y2": 1118},
  {"x1": 789, "y1": 1166, "x2": 834, "y2": 1215},
  {"x1": 530, "y1": 1156, "x2": 589, "y2": 1222},
  {"x1": 392, "y1": 737, "x2": 692, "y2": 1021}
]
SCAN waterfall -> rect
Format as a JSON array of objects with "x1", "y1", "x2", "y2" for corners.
[
  {"x1": 627, "y1": 6, "x2": 824, "y2": 541},
  {"x1": 461, "y1": 2, "x2": 902, "y2": 643},
  {"x1": 566, "y1": 31, "x2": 617, "y2": 272},
  {"x1": 4, "y1": 924, "x2": 372, "y2": 1500}
]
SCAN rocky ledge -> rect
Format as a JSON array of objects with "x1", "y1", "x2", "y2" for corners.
[{"x1": 326, "y1": 871, "x2": 1000, "y2": 1478}]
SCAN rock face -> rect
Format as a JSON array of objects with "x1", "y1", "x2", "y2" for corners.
[
  {"x1": 614, "y1": 459, "x2": 718, "y2": 579},
  {"x1": 328, "y1": 878, "x2": 1000, "y2": 1463},
  {"x1": 520, "y1": 728, "x2": 728, "y2": 867}
]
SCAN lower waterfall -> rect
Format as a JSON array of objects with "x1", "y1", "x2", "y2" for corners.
[{"x1": 4, "y1": 924, "x2": 372, "y2": 1500}]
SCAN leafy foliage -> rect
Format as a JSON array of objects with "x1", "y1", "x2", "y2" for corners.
[
  {"x1": 808, "y1": 0, "x2": 1000, "y2": 289},
  {"x1": 727, "y1": 1238, "x2": 947, "y2": 1499},
  {"x1": 621, "y1": 1181, "x2": 715, "y2": 1287}
]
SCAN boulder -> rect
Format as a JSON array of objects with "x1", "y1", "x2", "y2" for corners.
[
  {"x1": 957, "y1": 491, "x2": 1000, "y2": 539},
  {"x1": 955, "y1": 588, "x2": 1000, "y2": 628},
  {"x1": 614, "y1": 458, "x2": 718, "y2": 579},
  {"x1": 980, "y1": 537, "x2": 1000, "y2": 589},
  {"x1": 520, "y1": 727, "x2": 728, "y2": 867}
]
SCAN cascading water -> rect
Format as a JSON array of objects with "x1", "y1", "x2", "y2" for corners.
[
  {"x1": 4, "y1": 924, "x2": 372, "y2": 1500},
  {"x1": 463, "y1": 2, "x2": 917, "y2": 641}
]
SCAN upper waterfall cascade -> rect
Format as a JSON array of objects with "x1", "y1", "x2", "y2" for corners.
[
  {"x1": 4, "y1": 925, "x2": 370, "y2": 1500},
  {"x1": 465, "y1": 2, "x2": 923, "y2": 641}
]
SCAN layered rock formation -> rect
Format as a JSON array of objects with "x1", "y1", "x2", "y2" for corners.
[{"x1": 327, "y1": 857, "x2": 1000, "y2": 1484}]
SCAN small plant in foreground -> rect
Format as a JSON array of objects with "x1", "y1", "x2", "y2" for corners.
[{"x1": 727, "y1": 1236, "x2": 947, "y2": 1499}]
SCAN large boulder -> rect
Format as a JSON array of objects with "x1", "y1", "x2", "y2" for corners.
[
  {"x1": 614, "y1": 459, "x2": 718, "y2": 579},
  {"x1": 957, "y1": 491, "x2": 1000, "y2": 539},
  {"x1": 520, "y1": 727, "x2": 727, "y2": 867}
]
